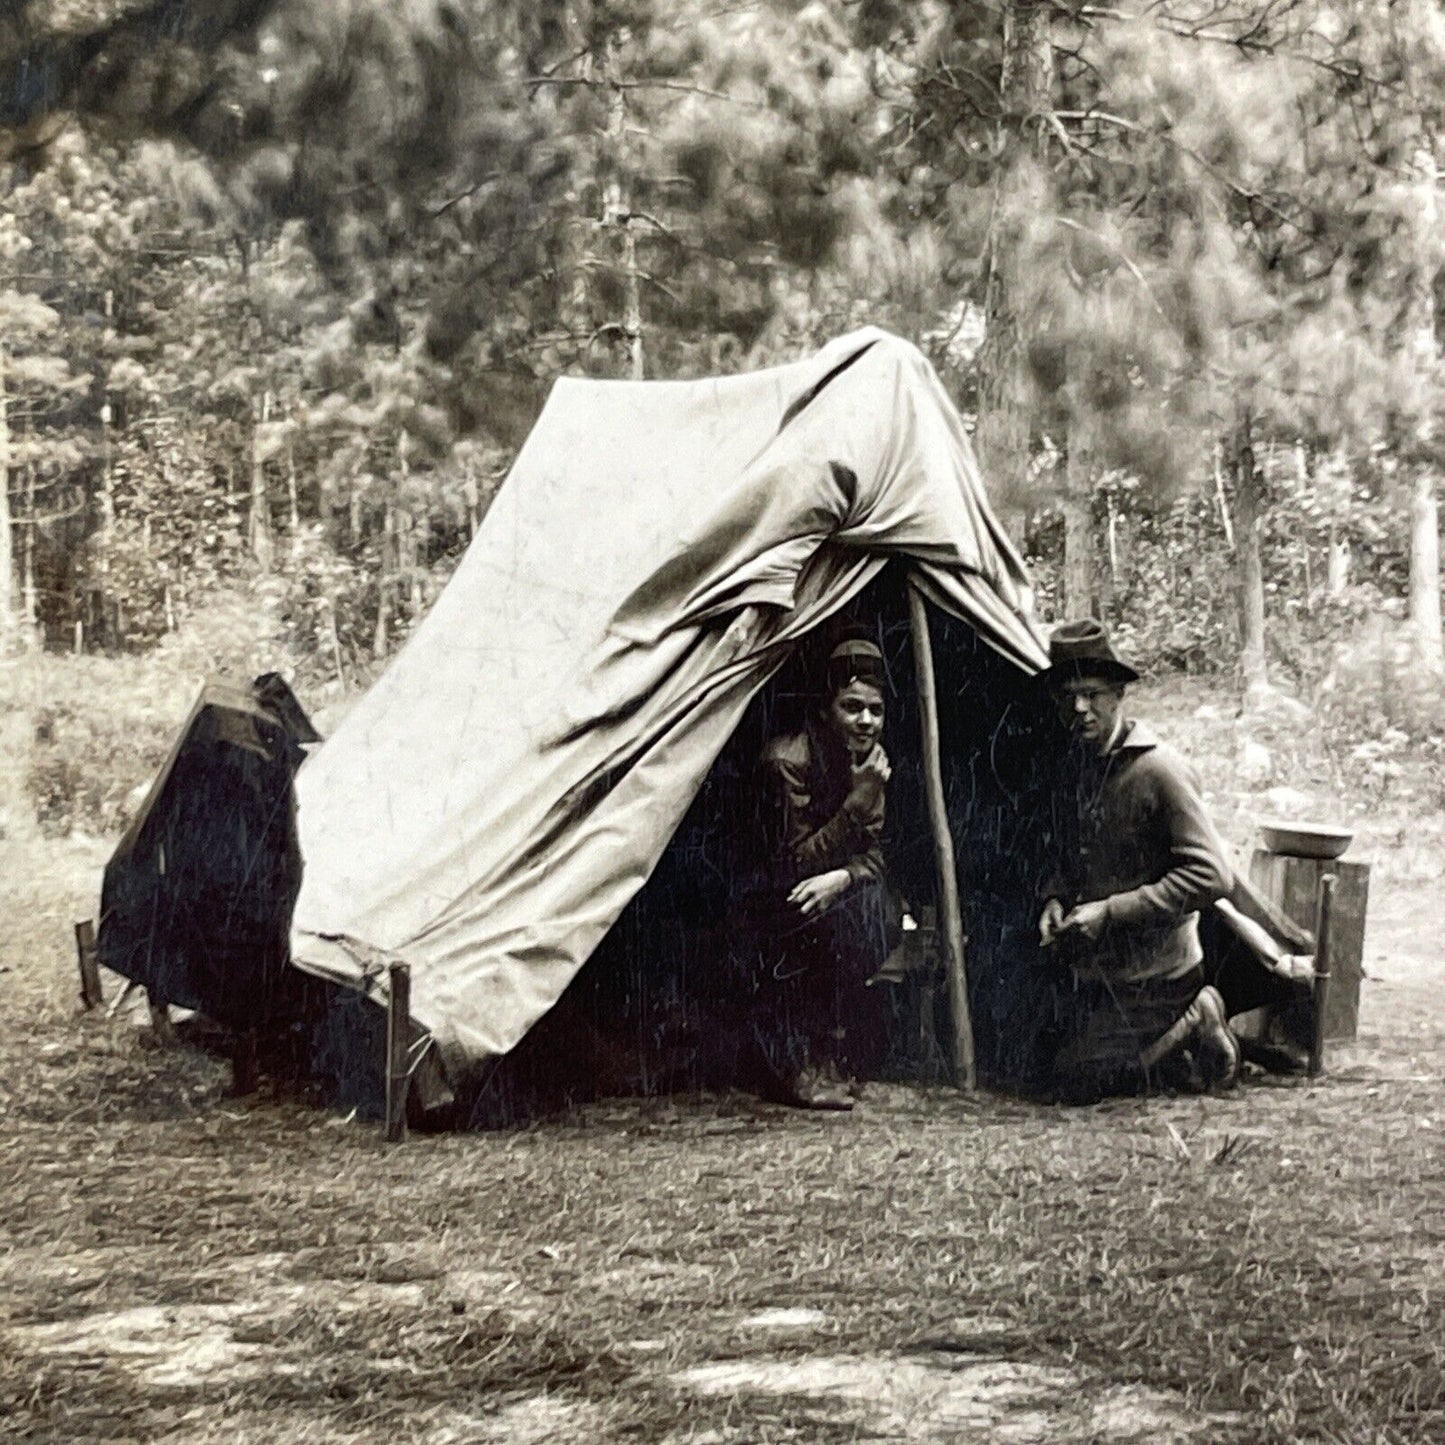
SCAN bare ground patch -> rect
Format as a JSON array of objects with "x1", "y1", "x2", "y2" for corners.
[{"x1": 673, "y1": 1351, "x2": 1234, "y2": 1441}]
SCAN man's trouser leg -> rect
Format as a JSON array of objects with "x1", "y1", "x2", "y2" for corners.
[
  {"x1": 812, "y1": 881, "x2": 898, "y2": 1080},
  {"x1": 1054, "y1": 970, "x2": 1205, "y2": 1102}
]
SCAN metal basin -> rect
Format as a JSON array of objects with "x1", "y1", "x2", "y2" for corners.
[{"x1": 1259, "y1": 820, "x2": 1353, "y2": 859}]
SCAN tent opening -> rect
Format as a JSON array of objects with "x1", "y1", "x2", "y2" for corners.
[{"x1": 419, "y1": 563, "x2": 1065, "y2": 1128}]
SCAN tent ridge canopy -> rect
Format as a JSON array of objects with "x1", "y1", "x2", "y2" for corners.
[{"x1": 290, "y1": 328, "x2": 1045, "y2": 1080}]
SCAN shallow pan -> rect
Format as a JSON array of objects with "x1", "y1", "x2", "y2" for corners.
[{"x1": 1258, "y1": 820, "x2": 1353, "y2": 859}]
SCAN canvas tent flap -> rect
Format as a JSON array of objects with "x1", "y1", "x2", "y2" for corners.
[
  {"x1": 99, "y1": 676, "x2": 315, "y2": 1028},
  {"x1": 290, "y1": 329, "x2": 1045, "y2": 1081}
]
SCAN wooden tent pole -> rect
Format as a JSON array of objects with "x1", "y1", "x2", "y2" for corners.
[
  {"x1": 907, "y1": 582, "x2": 977, "y2": 1091},
  {"x1": 74, "y1": 919, "x2": 102, "y2": 1010},
  {"x1": 386, "y1": 963, "x2": 412, "y2": 1143}
]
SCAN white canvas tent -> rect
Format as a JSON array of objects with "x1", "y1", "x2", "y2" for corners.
[{"x1": 289, "y1": 329, "x2": 1047, "y2": 1086}]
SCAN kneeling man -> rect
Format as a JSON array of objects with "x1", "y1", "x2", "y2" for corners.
[{"x1": 1039, "y1": 620, "x2": 1240, "y2": 1101}]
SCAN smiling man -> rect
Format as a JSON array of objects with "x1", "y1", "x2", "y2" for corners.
[
  {"x1": 741, "y1": 636, "x2": 902, "y2": 1110},
  {"x1": 1039, "y1": 620, "x2": 1240, "y2": 1101}
]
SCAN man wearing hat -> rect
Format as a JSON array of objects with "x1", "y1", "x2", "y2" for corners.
[{"x1": 1039, "y1": 620, "x2": 1240, "y2": 1100}]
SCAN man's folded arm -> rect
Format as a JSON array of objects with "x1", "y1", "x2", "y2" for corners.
[
  {"x1": 1105, "y1": 765, "x2": 1232, "y2": 927},
  {"x1": 766, "y1": 753, "x2": 878, "y2": 882}
]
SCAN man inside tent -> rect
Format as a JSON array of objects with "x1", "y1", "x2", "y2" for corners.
[
  {"x1": 1038, "y1": 620, "x2": 1241, "y2": 1101},
  {"x1": 740, "y1": 637, "x2": 903, "y2": 1111}
]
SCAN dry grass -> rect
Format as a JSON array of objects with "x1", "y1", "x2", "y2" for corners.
[
  {"x1": 3, "y1": 827, "x2": 1444, "y2": 1443},
  {"x1": 2, "y1": 665, "x2": 1444, "y2": 1443}
]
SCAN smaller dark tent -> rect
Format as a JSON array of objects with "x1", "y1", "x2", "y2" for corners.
[{"x1": 97, "y1": 674, "x2": 317, "y2": 1034}]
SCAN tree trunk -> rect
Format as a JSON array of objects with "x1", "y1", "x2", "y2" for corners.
[
  {"x1": 463, "y1": 469, "x2": 480, "y2": 538},
  {"x1": 1103, "y1": 492, "x2": 1121, "y2": 618},
  {"x1": 322, "y1": 596, "x2": 346, "y2": 687},
  {"x1": 249, "y1": 390, "x2": 274, "y2": 571},
  {"x1": 99, "y1": 400, "x2": 115, "y2": 540},
  {"x1": 1327, "y1": 525, "x2": 1350, "y2": 597},
  {"x1": 396, "y1": 506, "x2": 418, "y2": 620},
  {"x1": 373, "y1": 502, "x2": 393, "y2": 659},
  {"x1": 622, "y1": 216, "x2": 644, "y2": 381},
  {"x1": 973, "y1": 0, "x2": 1053, "y2": 511},
  {"x1": 0, "y1": 344, "x2": 14, "y2": 640},
  {"x1": 373, "y1": 578, "x2": 390, "y2": 659},
  {"x1": 1409, "y1": 473, "x2": 1443, "y2": 674},
  {"x1": 287, "y1": 437, "x2": 302, "y2": 559},
  {"x1": 604, "y1": 53, "x2": 644, "y2": 381},
  {"x1": 563, "y1": 217, "x2": 591, "y2": 349},
  {"x1": 1061, "y1": 499, "x2": 1093, "y2": 618},
  {"x1": 1403, "y1": 143, "x2": 1441, "y2": 673},
  {"x1": 1398, "y1": 139, "x2": 1445, "y2": 670},
  {"x1": 1232, "y1": 415, "x2": 1267, "y2": 687},
  {"x1": 410, "y1": 509, "x2": 426, "y2": 617},
  {"x1": 98, "y1": 293, "x2": 116, "y2": 564},
  {"x1": 22, "y1": 464, "x2": 37, "y2": 645},
  {"x1": 1061, "y1": 423, "x2": 1094, "y2": 618},
  {"x1": 1292, "y1": 442, "x2": 1313, "y2": 611},
  {"x1": 394, "y1": 430, "x2": 424, "y2": 618},
  {"x1": 1212, "y1": 440, "x2": 1235, "y2": 550}
]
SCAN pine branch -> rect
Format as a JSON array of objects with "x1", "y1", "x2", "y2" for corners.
[
  {"x1": 13, "y1": 504, "x2": 86, "y2": 525},
  {"x1": 1076, "y1": 3, "x2": 1398, "y2": 92},
  {"x1": 623, "y1": 210, "x2": 684, "y2": 243},
  {"x1": 1054, "y1": 217, "x2": 1168, "y2": 317},
  {"x1": 1054, "y1": 108, "x2": 1310, "y2": 237},
  {"x1": 430, "y1": 173, "x2": 504, "y2": 219},
  {"x1": 523, "y1": 75, "x2": 768, "y2": 110},
  {"x1": 637, "y1": 272, "x2": 683, "y2": 306},
  {"x1": 528, "y1": 45, "x2": 592, "y2": 82},
  {"x1": 0, "y1": 0, "x2": 282, "y2": 137}
]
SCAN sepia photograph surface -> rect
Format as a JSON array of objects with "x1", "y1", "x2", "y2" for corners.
[{"x1": 2, "y1": 3, "x2": 1442, "y2": 1442}]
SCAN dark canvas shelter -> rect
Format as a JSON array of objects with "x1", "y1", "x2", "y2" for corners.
[{"x1": 97, "y1": 675, "x2": 317, "y2": 1033}]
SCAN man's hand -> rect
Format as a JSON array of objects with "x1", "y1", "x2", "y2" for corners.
[
  {"x1": 1038, "y1": 897, "x2": 1066, "y2": 947},
  {"x1": 789, "y1": 868, "x2": 853, "y2": 919},
  {"x1": 847, "y1": 743, "x2": 891, "y2": 813},
  {"x1": 1059, "y1": 899, "x2": 1110, "y2": 942}
]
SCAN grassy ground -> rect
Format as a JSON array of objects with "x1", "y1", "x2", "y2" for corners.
[{"x1": 2, "y1": 676, "x2": 1444, "y2": 1443}]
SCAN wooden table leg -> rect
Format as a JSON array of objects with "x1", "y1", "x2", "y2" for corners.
[{"x1": 1308, "y1": 875, "x2": 1336, "y2": 1079}]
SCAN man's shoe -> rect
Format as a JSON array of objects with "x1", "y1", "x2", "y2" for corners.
[
  {"x1": 792, "y1": 1065, "x2": 855, "y2": 1111},
  {"x1": 753, "y1": 1049, "x2": 854, "y2": 1111},
  {"x1": 1187, "y1": 985, "x2": 1240, "y2": 1089},
  {"x1": 1237, "y1": 1035, "x2": 1308, "y2": 1076}
]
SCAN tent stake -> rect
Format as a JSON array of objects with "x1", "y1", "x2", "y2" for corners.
[
  {"x1": 908, "y1": 583, "x2": 977, "y2": 1091},
  {"x1": 74, "y1": 919, "x2": 102, "y2": 1009},
  {"x1": 1308, "y1": 875, "x2": 1336, "y2": 1078},
  {"x1": 386, "y1": 963, "x2": 412, "y2": 1142}
]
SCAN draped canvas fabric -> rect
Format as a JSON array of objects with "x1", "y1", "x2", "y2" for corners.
[{"x1": 290, "y1": 329, "x2": 1047, "y2": 1079}]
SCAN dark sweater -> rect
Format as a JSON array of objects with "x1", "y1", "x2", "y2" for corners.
[
  {"x1": 759, "y1": 725, "x2": 887, "y2": 891},
  {"x1": 1052, "y1": 719, "x2": 1233, "y2": 984}
]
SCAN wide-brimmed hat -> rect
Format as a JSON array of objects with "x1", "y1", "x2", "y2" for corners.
[{"x1": 1041, "y1": 619, "x2": 1139, "y2": 686}]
